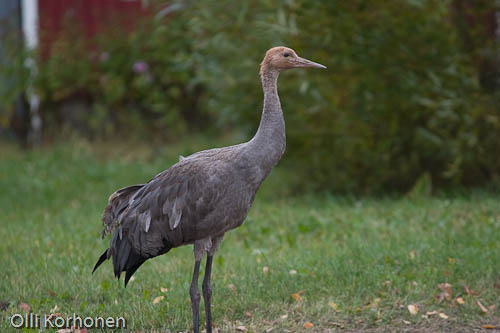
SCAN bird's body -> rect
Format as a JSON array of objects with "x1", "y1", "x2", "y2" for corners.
[{"x1": 93, "y1": 46, "x2": 325, "y2": 333}]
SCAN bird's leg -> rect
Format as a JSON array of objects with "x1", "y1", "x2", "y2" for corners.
[
  {"x1": 202, "y1": 255, "x2": 213, "y2": 333},
  {"x1": 190, "y1": 259, "x2": 201, "y2": 333}
]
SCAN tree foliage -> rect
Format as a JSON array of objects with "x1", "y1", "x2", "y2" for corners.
[{"x1": 1, "y1": 0, "x2": 499, "y2": 193}]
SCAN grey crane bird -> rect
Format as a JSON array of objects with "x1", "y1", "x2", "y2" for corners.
[{"x1": 93, "y1": 46, "x2": 325, "y2": 333}]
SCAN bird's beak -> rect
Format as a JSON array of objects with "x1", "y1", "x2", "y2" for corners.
[{"x1": 294, "y1": 56, "x2": 327, "y2": 69}]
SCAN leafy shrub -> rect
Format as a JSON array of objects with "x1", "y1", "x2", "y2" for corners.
[
  {"x1": 2, "y1": 0, "x2": 500, "y2": 193},
  {"x1": 25, "y1": 8, "x2": 208, "y2": 138}
]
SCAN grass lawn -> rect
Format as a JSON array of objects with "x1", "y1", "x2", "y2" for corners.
[{"x1": 0, "y1": 140, "x2": 499, "y2": 332}]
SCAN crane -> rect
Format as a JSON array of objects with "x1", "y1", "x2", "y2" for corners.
[{"x1": 93, "y1": 46, "x2": 325, "y2": 332}]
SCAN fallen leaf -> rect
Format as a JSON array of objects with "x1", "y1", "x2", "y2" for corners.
[
  {"x1": 304, "y1": 322, "x2": 314, "y2": 329},
  {"x1": 228, "y1": 284, "x2": 236, "y2": 292},
  {"x1": 236, "y1": 325, "x2": 247, "y2": 332},
  {"x1": 263, "y1": 266, "x2": 269, "y2": 274},
  {"x1": 463, "y1": 284, "x2": 477, "y2": 295},
  {"x1": 371, "y1": 298, "x2": 381, "y2": 308},
  {"x1": 280, "y1": 314, "x2": 288, "y2": 320},
  {"x1": 402, "y1": 320, "x2": 411, "y2": 325},
  {"x1": 482, "y1": 324, "x2": 497, "y2": 329},
  {"x1": 114, "y1": 299, "x2": 118, "y2": 305},
  {"x1": 48, "y1": 290, "x2": 56, "y2": 297},
  {"x1": 18, "y1": 302, "x2": 30, "y2": 312},
  {"x1": 328, "y1": 301, "x2": 338, "y2": 311},
  {"x1": 408, "y1": 304, "x2": 418, "y2": 315},
  {"x1": 291, "y1": 292, "x2": 302, "y2": 302},
  {"x1": 160, "y1": 287, "x2": 168, "y2": 293},
  {"x1": 477, "y1": 300, "x2": 488, "y2": 313},
  {"x1": 437, "y1": 283, "x2": 452, "y2": 302},
  {"x1": 245, "y1": 311, "x2": 253, "y2": 318},
  {"x1": 289, "y1": 269, "x2": 297, "y2": 275},
  {"x1": 409, "y1": 250, "x2": 416, "y2": 260},
  {"x1": 426, "y1": 311, "x2": 438, "y2": 316},
  {"x1": 447, "y1": 257, "x2": 456, "y2": 264},
  {"x1": 456, "y1": 297, "x2": 465, "y2": 305},
  {"x1": 152, "y1": 296, "x2": 164, "y2": 304},
  {"x1": 439, "y1": 312, "x2": 448, "y2": 319},
  {"x1": 488, "y1": 304, "x2": 496, "y2": 311}
]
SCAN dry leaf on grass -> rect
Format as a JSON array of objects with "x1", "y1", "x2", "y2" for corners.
[
  {"x1": 236, "y1": 325, "x2": 247, "y2": 331},
  {"x1": 263, "y1": 266, "x2": 269, "y2": 274},
  {"x1": 463, "y1": 284, "x2": 477, "y2": 295},
  {"x1": 304, "y1": 322, "x2": 314, "y2": 329},
  {"x1": 280, "y1": 314, "x2": 288, "y2": 320},
  {"x1": 245, "y1": 311, "x2": 252, "y2": 318},
  {"x1": 476, "y1": 300, "x2": 488, "y2": 313},
  {"x1": 409, "y1": 250, "x2": 416, "y2": 260},
  {"x1": 402, "y1": 320, "x2": 411, "y2": 325},
  {"x1": 488, "y1": 304, "x2": 496, "y2": 311},
  {"x1": 328, "y1": 301, "x2": 338, "y2": 311},
  {"x1": 291, "y1": 290, "x2": 303, "y2": 302},
  {"x1": 152, "y1": 296, "x2": 164, "y2": 304},
  {"x1": 456, "y1": 297, "x2": 465, "y2": 305},
  {"x1": 439, "y1": 313, "x2": 449, "y2": 319},
  {"x1": 228, "y1": 284, "x2": 236, "y2": 292},
  {"x1": 408, "y1": 304, "x2": 418, "y2": 315},
  {"x1": 482, "y1": 324, "x2": 497, "y2": 329},
  {"x1": 18, "y1": 302, "x2": 30, "y2": 312},
  {"x1": 160, "y1": 287, "x2": 168, "y2": 293},
  {"x1": 423, "y1": 310, "x2": 439, "y2": 318},
  {"x1": 437, "y1": 283, "x2": 452, "y2": 302},
  {"x1": 289, "y1": 269, "x2": 297, "y2": 275}
]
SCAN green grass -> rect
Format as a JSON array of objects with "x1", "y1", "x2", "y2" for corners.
[{"x1": 0, "y1": 140, "x2": 499, "y2": 332}]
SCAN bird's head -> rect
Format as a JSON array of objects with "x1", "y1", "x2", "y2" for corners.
[{"x1": 260, "y1": 46, "x2": 326, "y2": 76}]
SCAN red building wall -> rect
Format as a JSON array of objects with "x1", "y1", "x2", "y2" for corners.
[{"x1": 38, "y1": 0, "x2": 149, "y2": 56}]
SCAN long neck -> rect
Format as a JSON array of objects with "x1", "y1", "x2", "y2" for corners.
[{"x1": 248, "y1": 68, "x2": 286, "y2": 168}]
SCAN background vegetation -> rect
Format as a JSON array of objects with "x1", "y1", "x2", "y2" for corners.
[{"x1": 1, "y1": 0, "x2": 500, "y2": 194}]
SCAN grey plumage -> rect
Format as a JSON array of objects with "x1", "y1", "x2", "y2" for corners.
[{"x1": 93, "y1": 46, "x2": 325, "y2": 333}]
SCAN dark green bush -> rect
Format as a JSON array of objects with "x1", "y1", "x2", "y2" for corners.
[{"x1": 283, "y1": 0, "x2": 500, "y2": 192}]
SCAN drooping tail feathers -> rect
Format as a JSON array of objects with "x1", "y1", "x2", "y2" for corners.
[
  {"x1": 95, "y1": 184, "x2": 150, "y2": 287},
  {"x1": 101, "y1": 184, "x2": 144, "y2": 238},
  {"x1": 92, "y1": 235, "x2": 149, "y2": 287},
  {"x1": 95, "y1": 184, "x2": 175, "y2": 286}
]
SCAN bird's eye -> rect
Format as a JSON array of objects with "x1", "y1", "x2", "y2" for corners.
[{"x1": 283, "y1": 53, "x2": 290, "y2": 57}]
